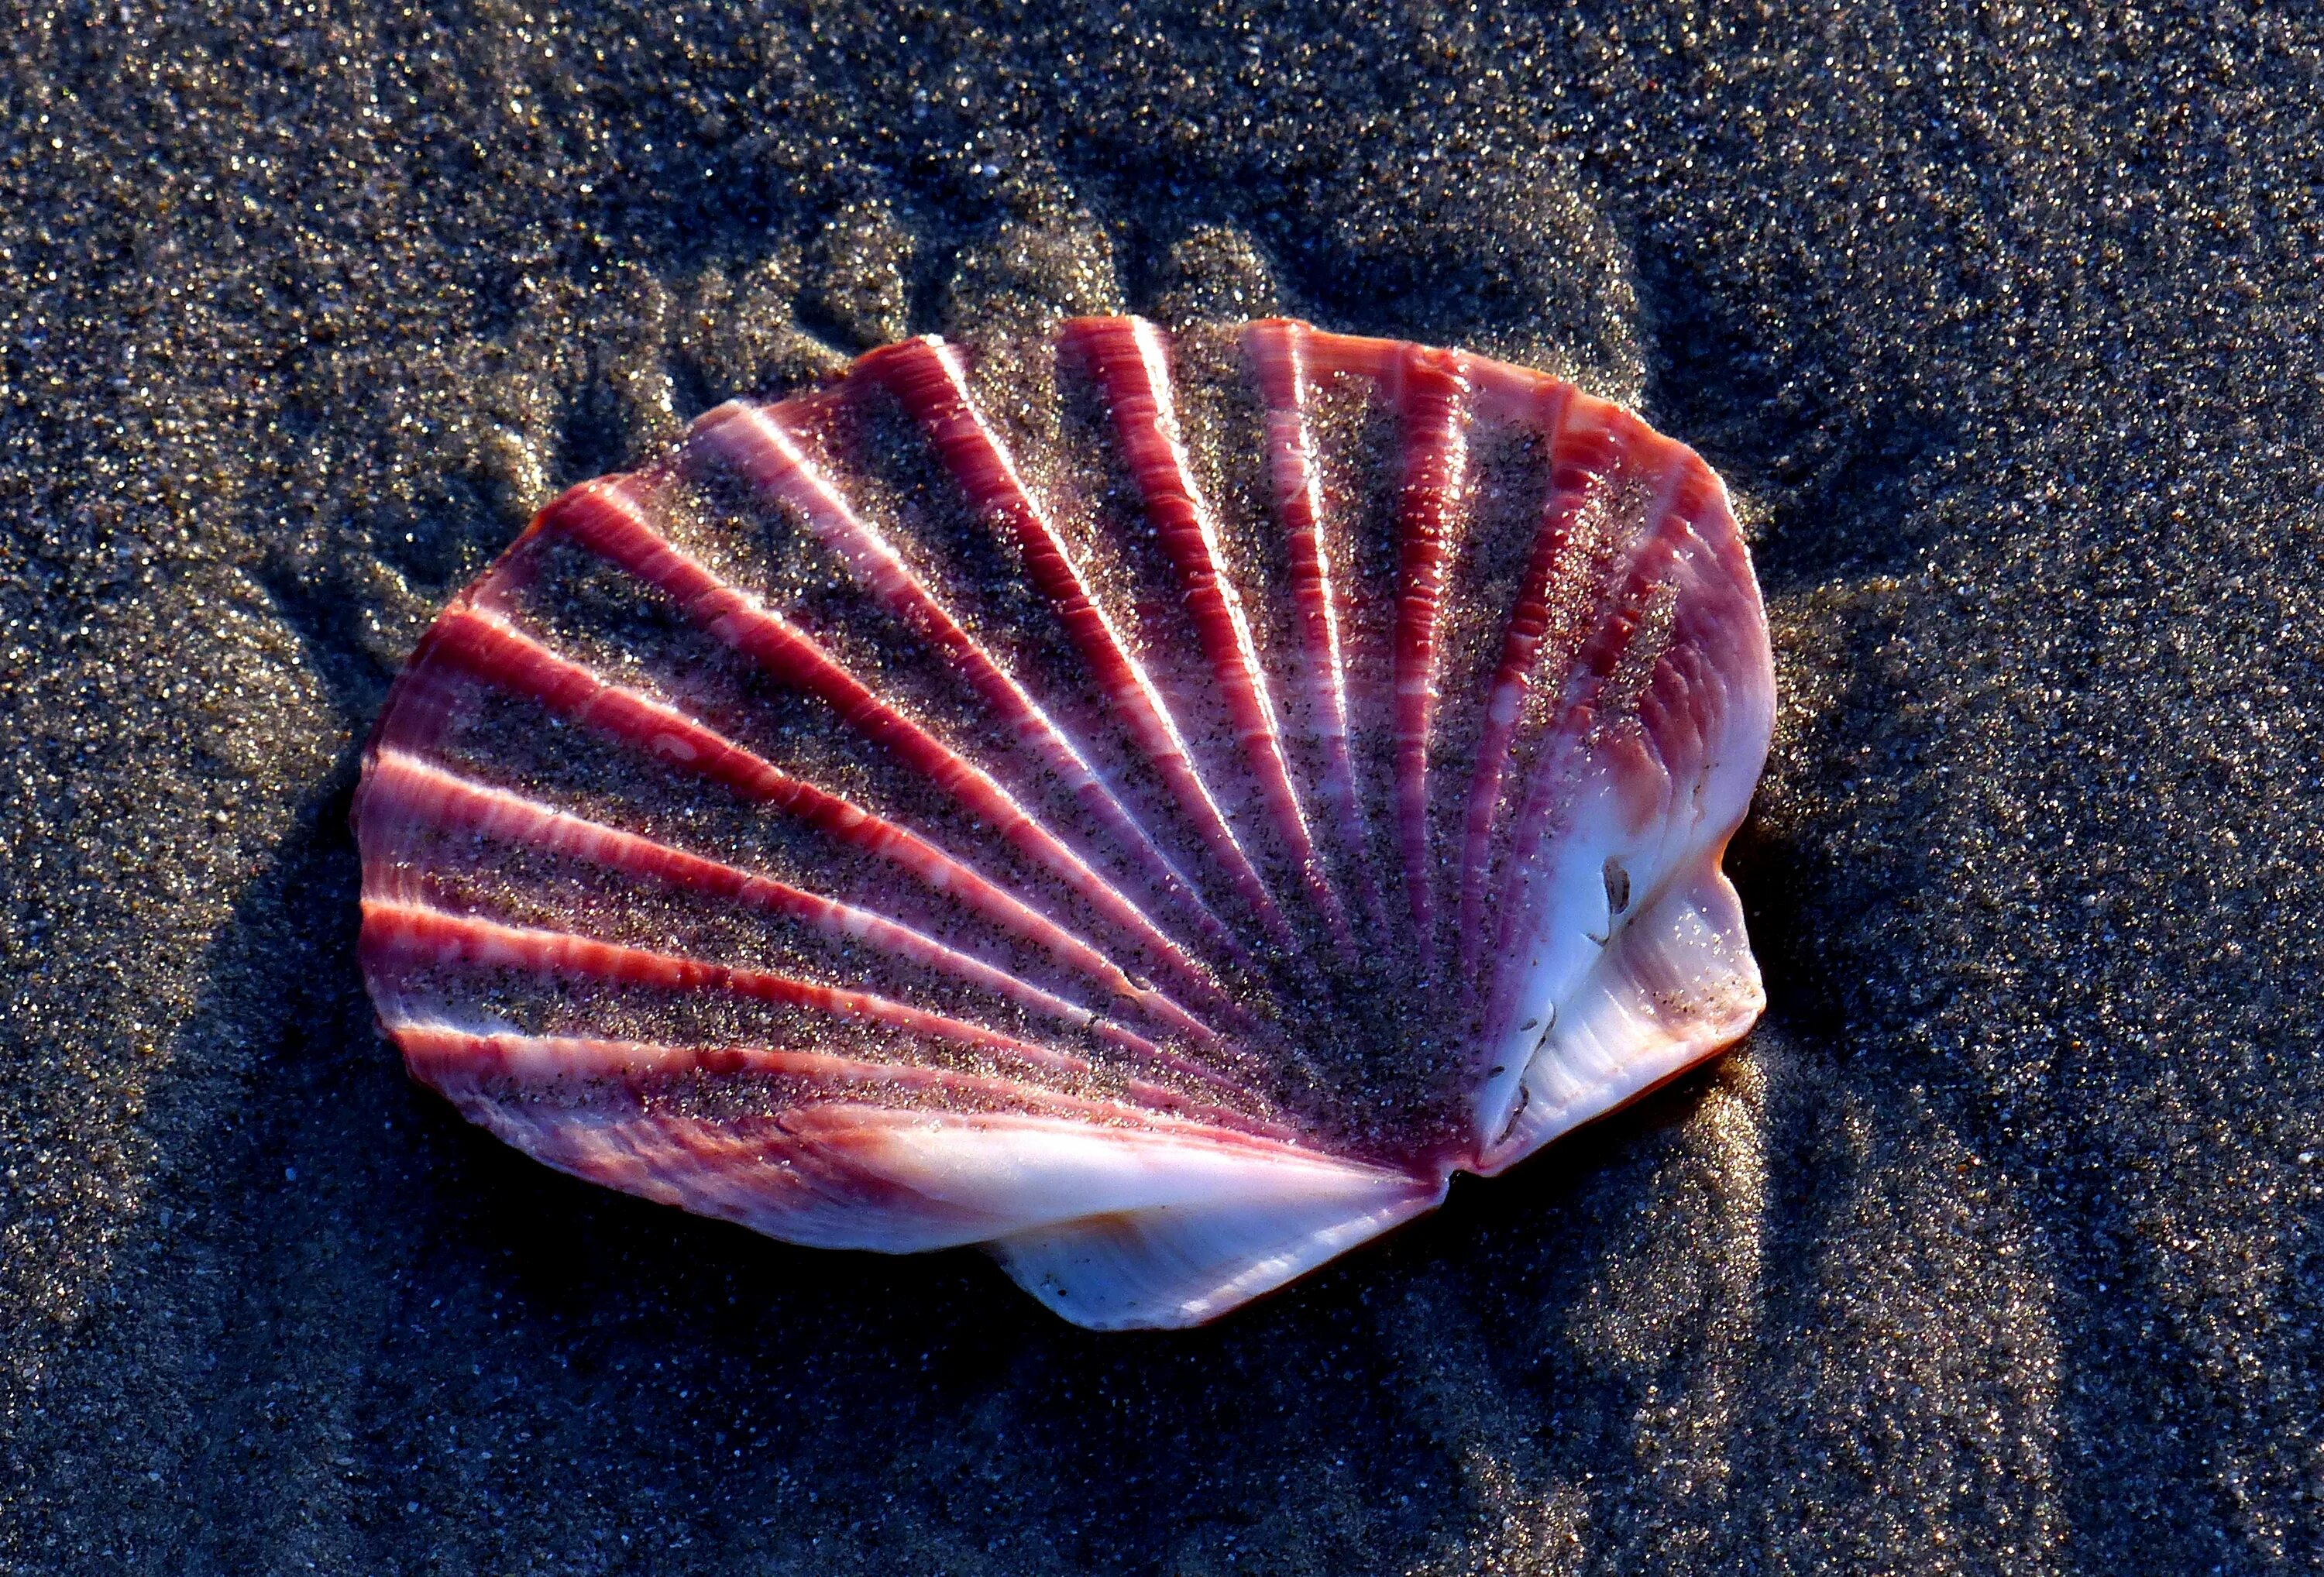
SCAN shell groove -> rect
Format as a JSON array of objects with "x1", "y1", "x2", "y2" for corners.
[{"x1": 353, "y1": 316, "x2": 1776, "y2": 1329}]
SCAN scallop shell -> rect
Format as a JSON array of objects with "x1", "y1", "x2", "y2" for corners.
[{"x1": 353, "y1": 315, "x2": 1775, "y2": 1329}]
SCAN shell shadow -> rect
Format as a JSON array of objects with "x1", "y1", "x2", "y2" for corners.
[
  {"x1": 1631, "y1": 240, "x2": 1955, "y2": 597},
  {"x1": 12, "y1": 167, "x2": 2043, "y2": 1572},
  {"x1": 14, "y1": 648, "x2": 1794, "y2": 1576}
]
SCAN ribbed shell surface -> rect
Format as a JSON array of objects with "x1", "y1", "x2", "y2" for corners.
[{"x1": 352, "y1": 316, "x2": 1776, "y2": 1329}]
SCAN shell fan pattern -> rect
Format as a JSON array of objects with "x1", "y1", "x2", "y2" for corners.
[{"x1": 353, "y1": 316, "x2": 1776, "y2": 1330}]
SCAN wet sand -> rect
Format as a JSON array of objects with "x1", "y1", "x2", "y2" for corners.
[{"x1": 2, "y1": 3, "x2": 2319, "y2": 1572}]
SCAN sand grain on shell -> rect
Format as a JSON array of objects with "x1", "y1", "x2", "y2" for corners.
[{"x1": 2, "y1": 3, "x2": 2320, "y2": 1573}]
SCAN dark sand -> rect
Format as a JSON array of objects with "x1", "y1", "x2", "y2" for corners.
[{"x1": 3, "y1": 3, "x2": 2320, "y2": 1571}]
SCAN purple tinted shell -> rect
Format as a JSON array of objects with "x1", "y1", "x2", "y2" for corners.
[{"x1": 353, "y1": 316, "x2": 1775, "y2": 1328}]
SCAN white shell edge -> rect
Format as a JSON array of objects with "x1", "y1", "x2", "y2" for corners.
[
  {"x1": 1472, "y1": 854, "x2": 1764, "y2": 1175},
  {"x1": 438, "y1": 1092, "x2": 1444, "y2": 1327}
]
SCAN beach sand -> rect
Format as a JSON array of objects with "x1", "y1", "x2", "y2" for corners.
[{"x1": 2, "y1": 2, "x2": 2319, "y2": 1571}]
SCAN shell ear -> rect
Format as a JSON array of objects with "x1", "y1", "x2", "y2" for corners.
[
  {"x1": 988, "y1": 1170, "x2": 1445, "y2": 1331},
  {"x1": 1473, "y1": 854, "x2": 1764, "y2": 1177}
]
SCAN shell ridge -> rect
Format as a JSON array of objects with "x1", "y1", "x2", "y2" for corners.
[
  {"x1": 388, "y1": 1026, "x2": 1294, "y2": 1143},
  {"x1": 1455, "y1": 379, "x2": 1586, "y2": 990},
  {"x1": 409, "y1": 605, "x2": 797, "y2": 799},
  {"x1": 1238, "y1": 318, "x2": 1387, "y2": 941},
  {"x1": 1293, "y1": 325, "x2": 1407, "y2": 383},
  {"x1": 363, "y1": 901, "x2": 1066, "y2": 1060},
  {"x1": 1470, "y1": 444, "x2": 1707, "y2": 1072},
  {"x1": 845, "y1": 342, "x2": 1265, "y2": 972},
  {"x1": 364, "y1": 902, "x2": 1222, "y2": 1120},
  {"x1": 1465, "y1": 450, "x2": 1765, "y2": 1156},
  {"x1": 1387, "y1": 344, "x2": 1473, "y2": 974},
  {"x1": 390, "y1": 603, "x2": 1222, "y2": 1035}
]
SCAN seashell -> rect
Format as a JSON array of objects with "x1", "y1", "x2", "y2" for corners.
[{"x1": 353, "y1": 315, "x2": 1775, "y2": 1329}]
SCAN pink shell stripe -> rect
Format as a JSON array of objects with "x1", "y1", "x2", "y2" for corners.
[
  {"x1": 1238, "y1": 320, "x2": 1384, "y2": 936},
  {"x1": 1453, "y1": 377, "x2": 1580, "y2": 983},
  {"x1": 1476, "y1": 458, "x2": 1697, "y2": 1019},
  {"x1": 379, "y1": 601, "x2": 1239, "y2": 1029},
  {"x1": 353, "y1": 315, "x2": 1775, "y2": 1330},
  {"x1": 363, "y1": 902, "x2": 1075, "y2": 1073},
  {"x1": 1386, "y1": 345, "x2": 1470, "y2": 967},
  {"x1": 392, "y1": 1027, "x2": 1299, "y2": 1145}
]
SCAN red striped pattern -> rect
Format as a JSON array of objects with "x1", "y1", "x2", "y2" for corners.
[
  {"x1": 382, "y1": 603, "x2": 1236, "y2": 1026},
  {"x1": 390, "y1": 1026, "x2": 1298, "y2": 1142},
  {"x1": 351, "y1": 313, "x2": 1772, "y2": 1325},
  {"x1": 849, "y1": 335, "x2": 1274, "y2": 972},
  {"x1": 1061, "y1": 315, "x2": 1346, "y2": 953},
  {"x1": 679, "y1": 411, "x2": 1235, "y2": 960},
  {"x1": 361, "y1": 749, "x2": 1224, "y2": 1059},
  {"x1": 1454, "y1": 379, "x2": 1580, "y2": 981},
  {"x1": 364, "y1": 902, "x2": 1066, "y2": 1071},
  {"x1": 526, "y1": 476, "x2": 1226, "y2": 1010}
]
